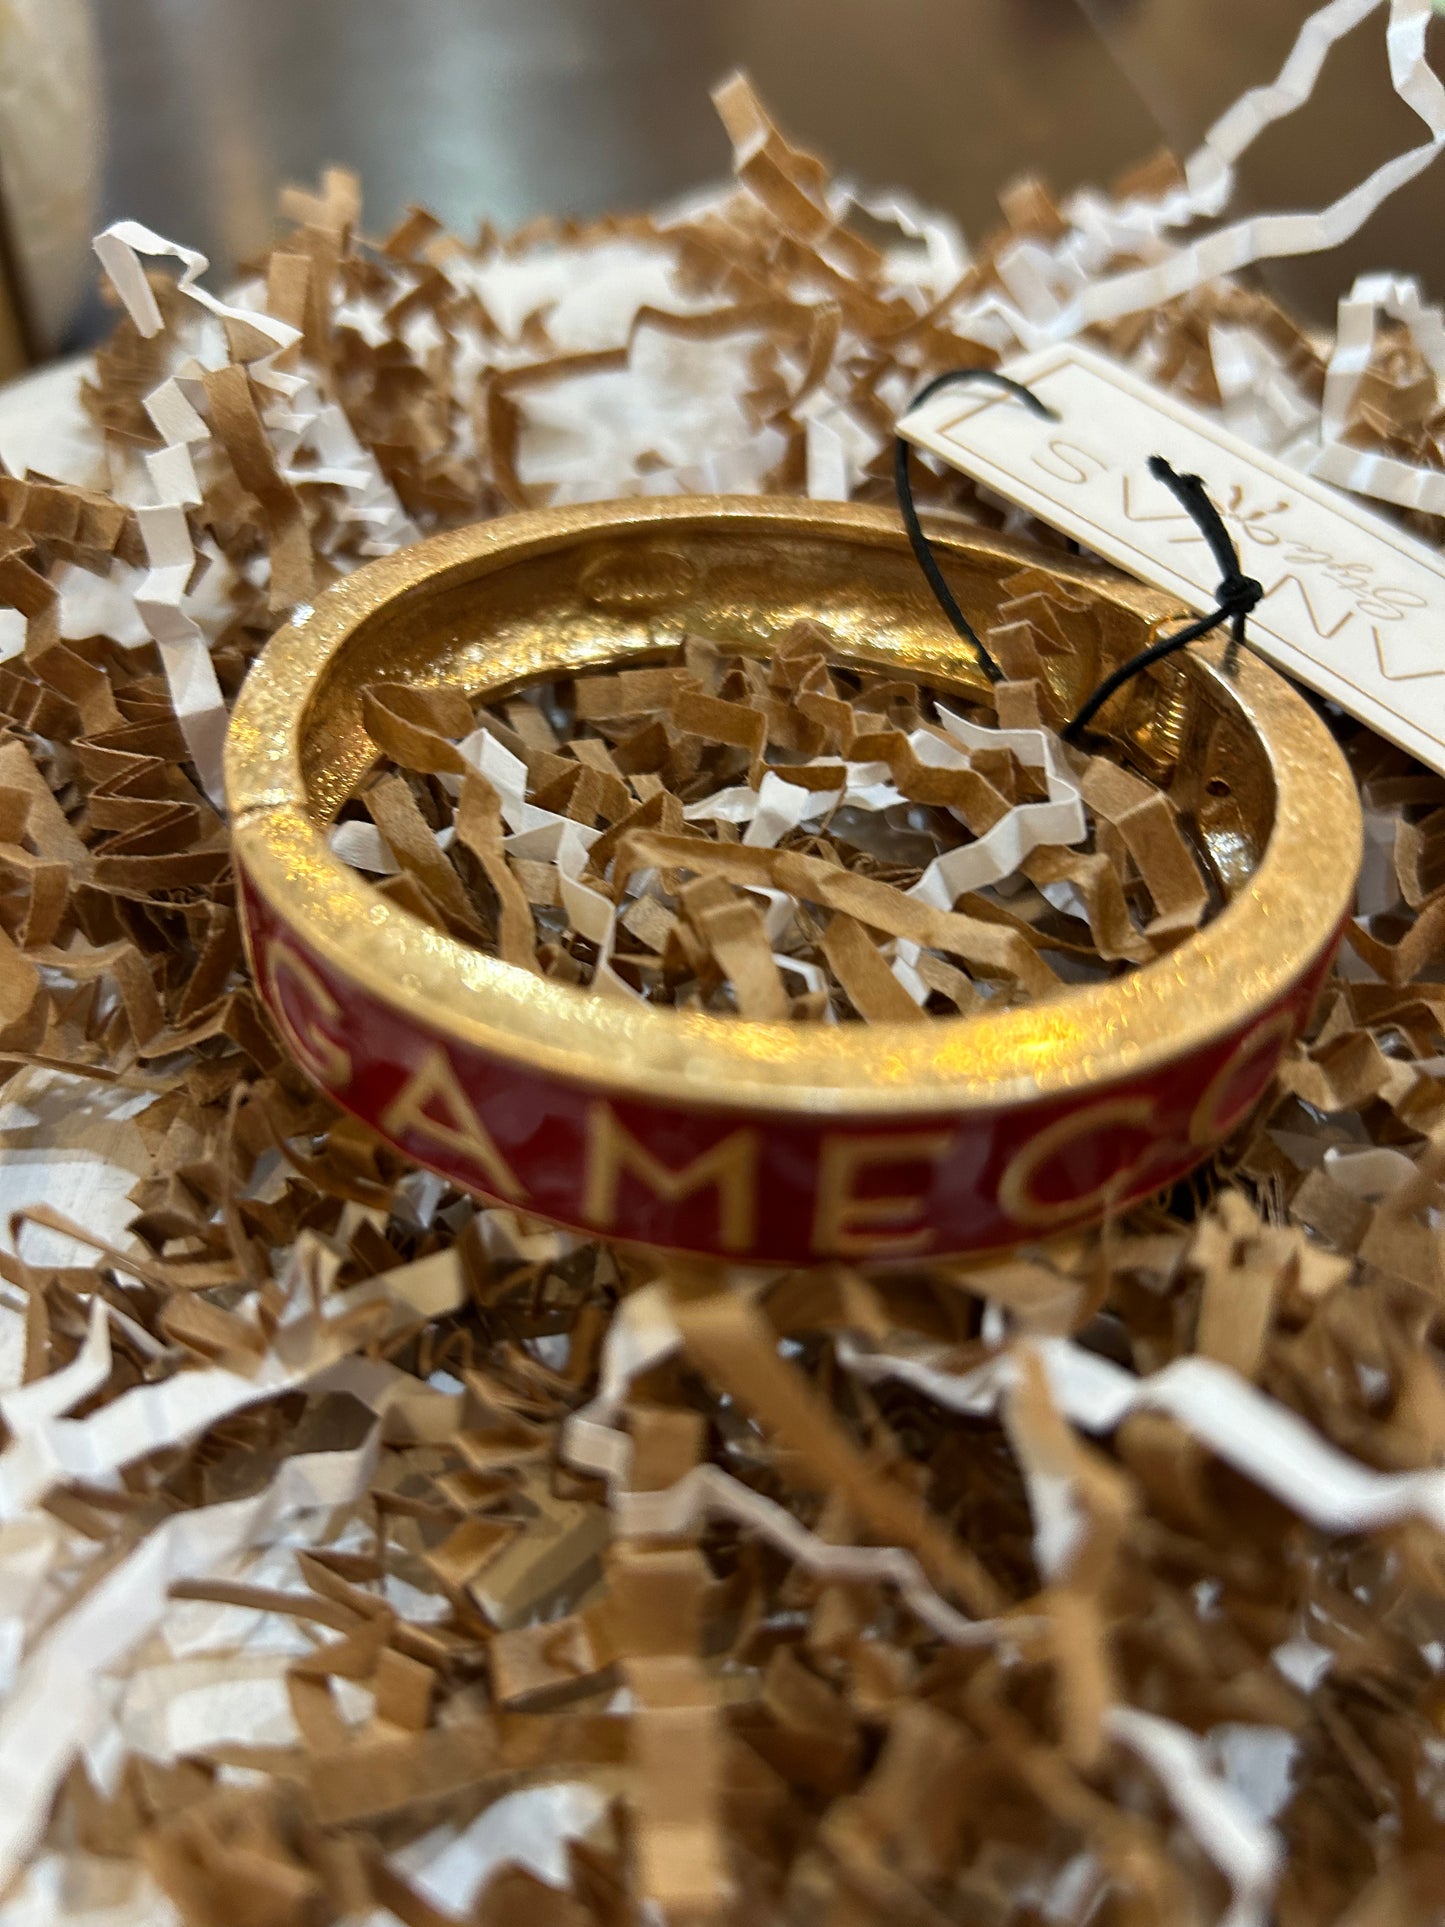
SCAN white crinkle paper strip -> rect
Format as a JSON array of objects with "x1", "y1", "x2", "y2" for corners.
[
  {"x1": 838, "y1": 1333, "x2": 1445, "y2": 1535},
  {"x1": 0, "y1": 1426, "x2": 379, "y2": 1886},
  {"x1": 1311, "y1": 270, "x2": 1445, "y2": 509},
  {"x1": 951, "y1": 0, "x2": 1445, "y2": 351},
  {"x1": 561, "y1": 1284, "x2": 1029, "y2": 1649},
  {"x1": 565, "y1": 1282, "x2": 1445, "y2": 1927},
  {"x1": 569, "y1": 1288, "x2": 1404, "y2": 1927},
  {"x1": 827, "y1": 1324, "x2": 1445, "y2": 1918},
  {"x1": 2, "y1": 3, "x2": 1444, "y2": 1916},
  {"x1": 0, "y1": 1235, "x2": 408, "y2": 1888},
  {"x1": 51, "y1": 0, "x2": 1445, "y2": 829},
  {"x1": 90, "y1": 223, "x2": 418, "y2": 801},
  {"x1": 335, "y1": 708, "x2": 1092, "y2": 1009}
]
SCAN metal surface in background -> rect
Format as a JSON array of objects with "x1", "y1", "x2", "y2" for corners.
[{"x1": 86, "y1": 0, "x2": 1445, "y2": 335}]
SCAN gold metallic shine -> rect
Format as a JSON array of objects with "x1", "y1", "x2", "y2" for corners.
[{"x1": 226, "y1": 497, "x2": 1362, "y2": 1115}]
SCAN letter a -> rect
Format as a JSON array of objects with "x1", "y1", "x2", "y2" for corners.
[{"x1": 380, "y1": 1048, "x2": 525, "y2": 1202}]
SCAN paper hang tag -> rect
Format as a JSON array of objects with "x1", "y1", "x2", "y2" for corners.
[{"x1": 898, "y1": 341, "x2": 1445, "y2": 776}]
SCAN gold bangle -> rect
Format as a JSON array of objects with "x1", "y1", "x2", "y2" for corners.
[{"x1": 227, "y1": 496, "x2": 1361, "y2": 1264}]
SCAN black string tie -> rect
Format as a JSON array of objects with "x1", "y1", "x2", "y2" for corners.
[
  {"x1": 894, "y1": 371, "x2": 1263, "y2": 742},
  {"x1": 1062, "y1": 457, "x2": 1262, "y2": 742},
  {"x1": 894, "y1": 368, "x2": 1059, "y2": 686}
]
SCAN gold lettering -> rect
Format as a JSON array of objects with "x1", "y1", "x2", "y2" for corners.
[
  {"x1": 998, "y1": 1097, "x2": 1157, "y2": 1230},
  {"x1": 583, "y1": 1104, "x2": 757, "y2": 1253},
  {"x1": 812, "y1": 1131, "x2": 951, "y2": 1259},
  {"x1": 264, "y1": 939, "x2": 352, "y2": 1089},
  {"x1": 380, "y1": 1047, "x2": 525, "y2": 1201},
  {"x1": 1188, "y1": 1009, "x2": 1295, "y2": 1147}
]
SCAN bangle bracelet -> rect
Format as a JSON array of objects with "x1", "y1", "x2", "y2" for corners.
[{"x1": 226, "y1": 497, "x2": 1361, "y2": 1265}]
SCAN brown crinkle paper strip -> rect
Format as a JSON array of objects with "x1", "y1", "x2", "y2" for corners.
[
  {"x1": 5, "y1": 38, "x2": 1445, "y2": 1927},
  {"x1": 336, "y1": 643, "x2": 1213, "y2": 1017}
]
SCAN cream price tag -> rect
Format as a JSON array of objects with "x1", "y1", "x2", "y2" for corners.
[{"x1": 899, "y1": 341, "x2": 1445, "y2": 775}]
